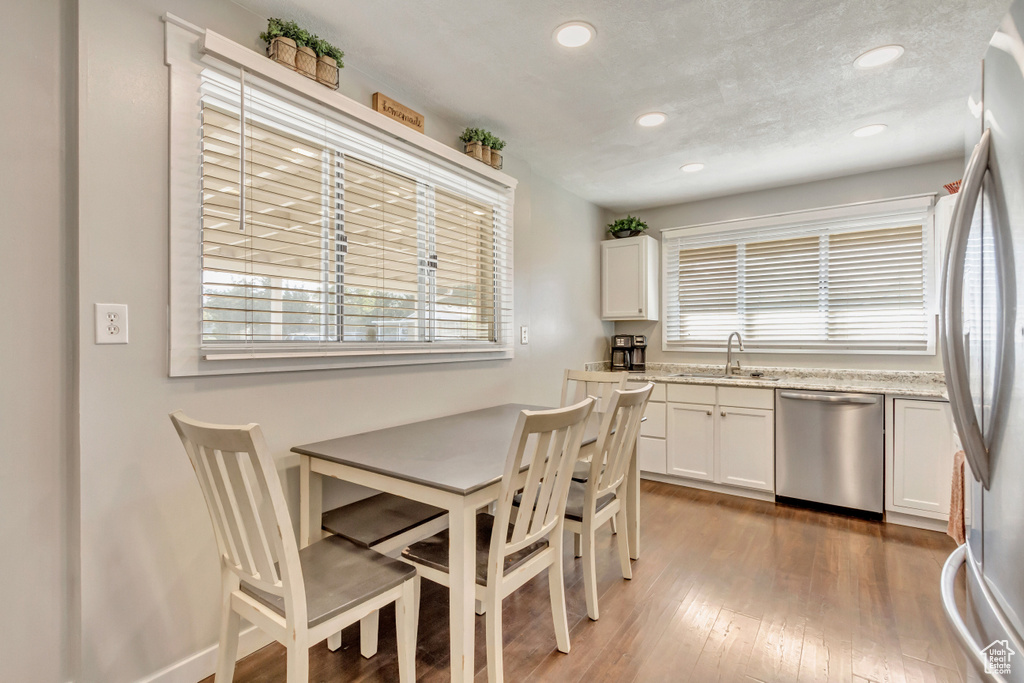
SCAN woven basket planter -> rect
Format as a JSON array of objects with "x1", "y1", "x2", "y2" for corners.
[
  {"x1": 295, "y1": 46, "x2": 317, "y2": 79},
  {"x1": 481, "y1": 146, "x2": 492, "y2": 165},
  {"x1": 316, "y1": 56, "x2": 339, "y2": 89},
  {"x1": 267, "y1": 36, "x2": 297, "y2": 70},
  {"x1": 489, "y1": 150, "x2": 503, "y2": 170},
  {"x1": 464, "y1": 140, "x2": 484, "y2": 161}
]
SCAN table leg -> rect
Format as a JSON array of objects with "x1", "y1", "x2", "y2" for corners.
[
  {"x1": 448, "y1": 501, "x2": 477, "y2": 682},
  {"x1": 299, "y1": 455, "x2": 322, "y2": 548},
  {"x1": 626, "y1": 437, "x2": 640, "y2": 560}
]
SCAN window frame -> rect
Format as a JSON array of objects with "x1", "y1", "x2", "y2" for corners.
[
  {"x1": 165, "y1": 17, "x2": 516, "y2": 376},
  {"x1": 660, "y1": 194, "x2": 939, "y2": 355}
]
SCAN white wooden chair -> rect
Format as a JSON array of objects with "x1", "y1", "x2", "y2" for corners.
[
  {"x1": 400, "y1": 398, "x2": 596, "y2": 683},
  {"x1": 169, "y1": 411, "x2": 417, "y2": 682},
  {"x1": 560, "y1": 369, "x2": 629, "y2": 414},
  {"x1": 563, "y1": 383, "x2": 653, "y2": 621}
]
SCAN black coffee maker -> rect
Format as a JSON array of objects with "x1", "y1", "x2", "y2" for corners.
[
  {"x1": 611, "y1": 335, "x2": 632, "y2": 371},
  {"x1": 630, "y1": 335, "x2": 647, "y2": 372}
]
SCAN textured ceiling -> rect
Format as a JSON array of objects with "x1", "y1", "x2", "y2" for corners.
[{"x1": 230, "y1": 0, "x2": 1009, "y2": 211}]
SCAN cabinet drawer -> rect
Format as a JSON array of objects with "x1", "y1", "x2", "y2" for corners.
[
  {"x1": 638, "y1": 436, "x2": 666, "y2": 474},
  {"x1": 626, "y1": 381, "x2": 666, "y2": 402},
  {"x1": 667, "y1": 383, "x2": 717, "y2": 405},
  {"x1": 641, "y1": 401, "x2": 666, "y2": 438},
  {"x1": 718, "y1": 386, "x2": 774, "y2": 410}
]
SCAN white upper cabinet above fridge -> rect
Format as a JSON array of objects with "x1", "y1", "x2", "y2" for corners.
[{"x1": 601, "y1": 235, "x2": 659, "y2": 321}]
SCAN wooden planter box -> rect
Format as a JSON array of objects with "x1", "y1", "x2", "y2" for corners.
[
  {"x1": 295, "y1": 46, "x2": 317, "y2": 79},
  {"x1": 464, "y1": 140, "x2": 484, "y2": 161},
  {"x1": 490, "y1": 150, "x2": 503, "y2": 169},
  {"x1": 268, "y1": 36, "x2": 297, "y2": 70},
  {"x1": 316, "y1": 56, "x2": 339, "y2": 89}
]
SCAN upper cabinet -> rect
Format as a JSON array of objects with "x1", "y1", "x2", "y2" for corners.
[{"x1": 601, "y1": 235, "x2": 659, "y2": 321}]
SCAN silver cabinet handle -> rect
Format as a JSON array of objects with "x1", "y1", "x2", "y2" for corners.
[
  {"x1": 940, "y1": 128, "x2": 991, "y2": 489},
  {"x1": 778, "y1": 391, "x2": 879, "y2": 404},
  {"x1": 941, "y1": 544, "x2": 1012, "y2": 682}
]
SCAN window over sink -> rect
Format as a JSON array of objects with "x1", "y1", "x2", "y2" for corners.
[{"x1": 662, "y1": 195, "x2": 937, "y2": 354}]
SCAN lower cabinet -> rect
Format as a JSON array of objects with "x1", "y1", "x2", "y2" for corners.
[
  {"x1": 717, "y1": 406, "x2": 774, "y2": 491},
  {"x1": 666, "y1": 403, "x2": 715, "y2": 481},
  {"x1": 889, "y1": 398, "x2": 958, "y2": 519},
  {"x1": 665, "y1": 388, "x2": 775, "y2": 493}
]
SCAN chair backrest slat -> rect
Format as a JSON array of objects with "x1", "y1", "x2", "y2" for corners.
[
  {"x1": 496, "y1": 398, "x2": 594, "y2": 559},
  {"x1": 170, "y1": 412, "x2": 303, "y2": 606},
  {"x1": 589, "y1": 384, "x2": 654, "y2": 500},
  {"x1": 560, "y1": 370, "x2": 628, "y2": 414}
]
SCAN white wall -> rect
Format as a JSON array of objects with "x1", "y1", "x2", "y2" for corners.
[
  {"x1": 75, "y1": 0, "x2": 610, "y2": 681},
  {"x1": 614, "y1": 158, "x2": 966, "y2": 371},
  {"x1": 0, "y1": 1, "x2": 74, "y2": 681}
]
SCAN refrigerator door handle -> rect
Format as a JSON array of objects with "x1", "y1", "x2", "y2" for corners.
[
  {"x1": 942, "y1": 545, "x2": 1011, "y2": 683},
  {"x1": 941, "y1": 128, "x2": 992, "y2": 489}
]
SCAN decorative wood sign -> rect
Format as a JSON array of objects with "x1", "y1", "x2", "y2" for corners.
[{"x1": 372, "y1": 93, "x2": 425, "y2": 133}]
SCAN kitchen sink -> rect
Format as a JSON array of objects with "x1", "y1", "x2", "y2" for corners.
[{"x1": 669, "y1": 372, "x2": 780, "y2": 381}]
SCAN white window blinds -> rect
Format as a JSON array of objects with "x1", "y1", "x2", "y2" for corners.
[
  {"x1": 198, "y1": 68, "x2": 512, "y2": 352},
  {"x1": 663, "y1": 197, "x2": 935, "y2": 353}
]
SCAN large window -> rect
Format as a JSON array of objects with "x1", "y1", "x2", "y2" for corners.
[
  {"x1": 166, "y1": 19, "x2": 514, "y2": 376},
  {"x1": 663, "y1": 196, "x2": 936, "y2": 353}
]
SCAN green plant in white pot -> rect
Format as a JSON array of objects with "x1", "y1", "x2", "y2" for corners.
[{"x1": 607, "y1": 215, "x2": 649, "y2": 238}]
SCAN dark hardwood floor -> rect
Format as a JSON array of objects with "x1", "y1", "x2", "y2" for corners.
[{"x1": 204, "y1": 480, "x2": 967, "y2": 683}]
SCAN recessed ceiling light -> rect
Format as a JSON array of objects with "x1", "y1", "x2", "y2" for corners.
[
  {"x1": 554, "y1": 22, "x2": 595, "y2": 48},
  {"x1": 636, "y1": 112, "x2": 667, "y2": 127},
  {"x1": 852, "y1": 123, "x2": 888, "y2": 137},
  {"x1": 854, "y1": 45, "x2": 904, "y2": 69},
  {"x1": 680, "y1": 163, "x2": 705, "y2": 173}
]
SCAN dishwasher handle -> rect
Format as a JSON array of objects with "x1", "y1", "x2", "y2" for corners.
[{"x1": 778, "y1": 391, "x2": 879, "y2": 405}]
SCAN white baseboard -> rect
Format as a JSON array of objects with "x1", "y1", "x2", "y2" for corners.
[
  {"x1": 885, "y1": 510, "x2": 950, "y2": 533},
  {"x1": 640, "y1": 472, "x2": 776, "y2": 502},
  {"x1": 138, "y1": 625, "x2": 273, "y2": 683}
]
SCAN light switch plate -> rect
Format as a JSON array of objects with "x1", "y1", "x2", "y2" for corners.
[
  {"x1": 520, "y1": 325, "x2": 529, "y2": 344},
  {"x1": 95, "y1": 304, "x2": 129, "y2": 344}
]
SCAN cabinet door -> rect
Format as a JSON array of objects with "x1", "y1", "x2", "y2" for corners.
[
  {"x1": 892, "y1": 399, "x2": 955, "y2": 515},
  {"x1": 717, "y1": 406, "x2": 774, "y2": 492},
  {"x1": 638, "y1": 436, "x2": 666, "y2": 474},
  {"x1": 666, "y1": 403, "x2": 715, "y2": 481},
  {"x1": 602, "y1": 240, "x2": 644, "y2": 319}
]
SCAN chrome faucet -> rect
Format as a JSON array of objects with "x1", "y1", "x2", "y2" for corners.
[{"x1": 725, "y1": 332, "x2": 744, "y2": 376}]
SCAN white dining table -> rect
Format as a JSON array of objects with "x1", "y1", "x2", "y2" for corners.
[{"x1": 292, "y1": 403, "x2": 640, "y2": 682}]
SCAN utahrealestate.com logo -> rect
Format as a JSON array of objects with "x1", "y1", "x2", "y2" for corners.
[{"x1": 982, "y1": 640, "x2": 1016, "y2": 676}]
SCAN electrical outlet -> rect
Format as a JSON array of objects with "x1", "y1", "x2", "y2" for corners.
[
  {"x1": 95, "y1": 304, "x2": 129, "y2": 344},
  {"x1": 520, "y1": 325, "x2": 529, "y2": 345}
]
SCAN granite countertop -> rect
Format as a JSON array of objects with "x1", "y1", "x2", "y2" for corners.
[{"x1": 584, "y1": 362, "x2": 948, "y2": 400}]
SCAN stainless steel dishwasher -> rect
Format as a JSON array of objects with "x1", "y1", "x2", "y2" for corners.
[{"x1": 775, "y1": 389, "x2": 884, "y2": 514}]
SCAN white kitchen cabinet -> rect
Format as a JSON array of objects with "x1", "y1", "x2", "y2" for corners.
[
  {"x1": 717, "y1": 406, "x2": 774, "y2": 491},
  {"x1": 666, "y1": 402, "x2": 715, "y2": 481},
  {"x1": 664, "y1": 386, "x2": 775, "y2": 494},
  {"x1": 890, "y1": 398, "x2": 957, "y2": 518},
  {"x1": 601, "y1": 235, "x2": 659, "y2": 321},
  {"x1": 637, "y1": 436, "x2": 667, "y2": 474}
]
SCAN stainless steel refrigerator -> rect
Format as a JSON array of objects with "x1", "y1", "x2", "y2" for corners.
[{"x1": 940, "y1": 2, "x2": 1024, "y2": 681}]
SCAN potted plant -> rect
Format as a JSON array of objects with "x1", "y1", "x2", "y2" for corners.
[
  {"x1": 311, "y1": 36, "x2": 344, "y2": 89},
  {"x1": 489, "y1": 135, "x2": 505, "y2": 169},
  {"x1": 480, "y1": 131, "x2": 493, "y2": 165},
  {"x1": 273, "y1": 20, "x2": 316, "y2": 79},
  {"x1": 460, "y1": 128, "x2": 485, "y2": 161},
  {"x1": 607, "y1": 215, "x2": 649, "y2": 238},
  {"x1": 260, "y1": 18, "x2": 297, "y2": 70}
]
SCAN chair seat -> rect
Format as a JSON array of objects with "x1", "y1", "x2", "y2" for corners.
[
  {"x1": 401, "y1": 512, "x2": 548, "y2": 586},
  {"x1": 571, "y1": 461, "x2": 592, "y2": 482},
  {"x1": 563, "y1": 480, "x2": 615, "y2": 522},
  {"x1": 241, "y1": 535, "x2": 415, "y2": 628},
  {"x1": 322, "y1": 492, "x2": 446, "y2": 548}
]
